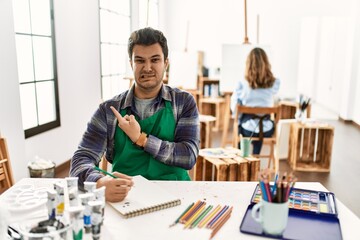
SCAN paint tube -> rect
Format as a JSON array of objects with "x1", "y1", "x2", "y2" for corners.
[
  {"x1": 79, "y1": 193, "x2": 94, "y2": 234},
  {"x1": 66, "y1": 177, "x2": 79, "y2": 207},
  {"x1": 88, "y1": 201, "x2": 103, "y2": 240},
  {"x1": 54, "y1": 182, "x2": 65, "y2": 217},
  {"x1": 84, "y1": 182, "x2": 97, "y2": 193},
  {"x1": 68, "y1": 206, "x2": 85, "y2": 240},
  {"x1": 47, "y1": 189, "x2": 57, "y2": 219},
  {"x1": 93, "y1": 186, "x2": 106, "y2": 223}
]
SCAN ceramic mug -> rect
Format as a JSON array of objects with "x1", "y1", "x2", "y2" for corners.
[{"x1": 251, "y1": 200, "x2": 289, "y2": 236}]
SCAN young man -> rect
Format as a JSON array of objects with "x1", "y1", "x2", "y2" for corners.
[{"x1": 70, "y1": 27, "x2": 200, "y2": 202}]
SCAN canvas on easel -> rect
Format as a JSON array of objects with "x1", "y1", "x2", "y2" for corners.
[{"x1": 168, "y1": 51, "x2": 198, "y2": 90}]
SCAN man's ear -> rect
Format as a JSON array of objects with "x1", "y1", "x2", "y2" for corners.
[
  {"x1": 164, "y1": 58, "x2": 169, "y2": 70},
  {"x1": 129, "y1": 59, "x2": 133, "y2": 69}
]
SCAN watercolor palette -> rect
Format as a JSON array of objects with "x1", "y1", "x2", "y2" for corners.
[{"x1": 251, "y1": 184, "x2": 338, "y2": 216}]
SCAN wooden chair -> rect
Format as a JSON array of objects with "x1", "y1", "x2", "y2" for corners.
[
  {"x1": 232, "y1": 105, "x2": 280, "y2": 172},
  {"x1": 0, "y1": 137, "x2": 15, "y2": 193}
]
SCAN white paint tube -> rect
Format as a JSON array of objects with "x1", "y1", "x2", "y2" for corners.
[
  {"x1": 88, "y1": 200, "x2": 104, "y2": 240},
  {"x1": 68, "y1": 206, "x2": 85, "y2": 240},
  {"x1": 47, "y1": 189, "x2": 57, "y2": 219},
  {"x1": 84, "y1": 182, "x2": 97, "y2": 193},
  {"x1": 66, "y1": 177, "x2": 79, "y2": 207},
  {"x1": 54, "y1": 182, "x2": 65, "y2": 217},
  {"x1": 79, "y1": 193, "x2": 94, "y2": 234}
]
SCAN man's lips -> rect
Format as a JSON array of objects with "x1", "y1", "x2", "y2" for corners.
[{"x1": 141, "y1": 74, "x2": 155, "y2": 79}]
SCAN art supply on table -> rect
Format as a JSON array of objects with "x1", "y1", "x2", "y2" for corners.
[
  {"x1": 66, "y1": 177, "x2": 79, "y2": 207},
  {"x1": 240, "y1": 178, "x2": 342, "y2": 239},
  {"x1": 108, "y1": 175, "x2": 181, "y2": 218},
  {"x1": 88, "y1": 200, "x2": 104, "y2": 240},
  {"x1": 79, "y1": 193, "x2": 95, "y2": 234},
  {"x1": 94, "y1": 166, "x2": 117, "y2": 178},
  {"x1": 68, "y1": 205, "x2": 85, "y2": 240},
  {"x1": 93, "y1": 186, "x2": 106, "y2": 223},
  {"x1": 169, "y1": 201, "x2": 232, "y2": 239},
  {"x1": 169, "y1": 202, "x2": 194, "y2": 227},
  {"x1": 54, "y1": 182, "x2": 65, "y2": 217},
  {"x1": 84, "y1": 181, "x2": 97, "y2": 193},
  {"x1": 249, "y1": 170, "x2": 297, "y2": 236},
  {"x1": 46, "y1": 189, "x2": 56, "y2": 220}
]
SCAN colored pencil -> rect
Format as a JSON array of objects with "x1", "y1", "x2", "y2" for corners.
[
  {"x1": 94, "y1": 166, "x2": 117, "y2": 178},
  {"x1": 169, "y1": 202, "x2": 194, "y2": 227},
  {"x1": 190, "y1": 205, "x2": 213, "y2": 229},
  {"x1": 210, "y1": 206, "x2": 233, "y2": 230},
  {"x1": 181, "y1": 201, "x2": 204, "y2": 223},
  {"x1": 179, "y1": 200, "x2": 201, "y2": 223},
  {"x1": 209, "y1": 210, "x2": 231, "y2": 239},
  {"x1": 184, "y1": 204, "x2": 206, "y2": 229},
  {"x1": 198, "y1": 205, "x2": 221, "y2": 228},
  {"x1": 207, "y1": 205, "x2": 229, "y2": 228}
]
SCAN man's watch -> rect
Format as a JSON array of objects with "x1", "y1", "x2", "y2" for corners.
[{"x1": 134, "y1": 132, "x2": 147, "y2": 148}]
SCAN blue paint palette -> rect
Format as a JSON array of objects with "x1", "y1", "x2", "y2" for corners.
[{"x1": 251, "y1": 184, "x2": 338, "y2": 216}]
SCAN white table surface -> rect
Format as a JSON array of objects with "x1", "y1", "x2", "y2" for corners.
[{"x1": 1, "y1": 179, "x2": 359, "y2": 240}]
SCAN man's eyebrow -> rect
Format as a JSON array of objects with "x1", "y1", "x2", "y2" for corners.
[{"x1": 134, "y1": 54, "x2": 161, "y2": 59}]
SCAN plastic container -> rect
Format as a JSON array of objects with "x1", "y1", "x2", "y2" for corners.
[{"x1": 28, "y1": 157, "x2": 56, "y2": 178}]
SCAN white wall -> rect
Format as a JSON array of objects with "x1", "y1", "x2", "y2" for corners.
[
  {"x1": 160, "y1": 0, "x2": 360, "y2": 121},
  {"x1": 0, "y1": 0, "x2": 102, "y2": 181},
  {"x1": 0, "y1": 0, "x2": 28, "y2": 181}
]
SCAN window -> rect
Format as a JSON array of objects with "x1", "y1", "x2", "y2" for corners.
[
  {"x1": 99, "y1": 0, "x2": 131, "y2": 101},
  {"x1": 12, "y1": 0, "x2": 60, "y2": 138},
  {"x1": 139, "y1": 0, "x2": 159, "y2": 28}
]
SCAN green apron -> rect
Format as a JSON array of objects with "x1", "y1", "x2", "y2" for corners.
[{"x1": 112, "y1": 101, "x2": 190, "y2": 181}]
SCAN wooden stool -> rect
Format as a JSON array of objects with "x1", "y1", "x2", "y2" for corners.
[
  {"x1": 288, "y1": 122, "x2": 334, "y2": 172},
  {"x1": 199, "y1": 98, "x2": 226, "y2": 131},
  {"x1": 199, "y1": 114, "x2": 216, "y2": 148}
]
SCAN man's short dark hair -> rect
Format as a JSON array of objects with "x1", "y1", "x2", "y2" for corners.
[{"x1": 128, "y1": 27, "x2": 168, "y2": 61}]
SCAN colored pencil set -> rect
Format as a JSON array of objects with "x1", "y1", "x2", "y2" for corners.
[
  {"x1": 169, "y1": 200, "x2": 232, "y2": 239},
  {"x1": 259, "y1": 169, "x2": 297, "y2": 203}
]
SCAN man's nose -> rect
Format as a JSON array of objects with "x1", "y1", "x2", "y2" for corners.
[{"x1": 144, "y1": 61, "x2": 152, "y2": 71}]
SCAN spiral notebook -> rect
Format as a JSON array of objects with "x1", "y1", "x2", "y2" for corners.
[{"x1": 108, "y1": 175, "x2": 181, "y2": 218}]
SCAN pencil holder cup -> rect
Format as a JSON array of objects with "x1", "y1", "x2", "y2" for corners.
[
  {"x1": 240, "y1": 138, "x2": 251, "y2": 157},
  {"x1": 251, "y1": 200, "x2": 289, "y2": 236},
  {"x1": 295, "y1": 109, "x2": 306, "y2": 123}
]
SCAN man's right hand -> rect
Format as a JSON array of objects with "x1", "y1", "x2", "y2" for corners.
[{"x1": 96, "y1": 172, "x2": 134, "y2": 202}]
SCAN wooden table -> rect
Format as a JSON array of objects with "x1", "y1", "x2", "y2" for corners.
[{"x1": 2, "y1": 179, "x2": 359, "y2": 240}]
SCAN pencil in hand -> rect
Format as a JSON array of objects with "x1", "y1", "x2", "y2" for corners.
[{"x1": 94, "y1": 166, "x2": 118, "y2": 178}]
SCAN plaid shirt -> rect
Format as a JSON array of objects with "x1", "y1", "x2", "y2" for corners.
[{"x1": 70, "y1": 84, "x2": 200, "y2": 186}]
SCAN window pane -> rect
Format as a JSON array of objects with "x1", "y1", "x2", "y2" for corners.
[
  {"x1": 139, "y1": 0, "x2": 148, "y2": 28},
  {"x1": 15, "y1": 35, "x2": 34, "y2": 83},
  {"x1": 30, "y1": 0, "x2": 51, "y2": 35},
  {"x1": 12, "y1": 0, "x2": 31, "y2": 33},
  {"x1": 102, "y1": 75, "x2": 128, "y2": 101},
  {"x1": 33, "y1": 36, "x2": 54, "y2": 80},
  {"x1": 101, "y1": 44, "x2": 111, "y2": 76},
  {"x1": 100, "y1": 0, "x2": 130, "y2": 16},
  {"x1": 100, "y1": 10, "x2": 111, "y2": 43},
  {"x1": 110, "y1": 45, "x2": 127, "y2": 74},
  {"x1": 20, "y1": 83, "x2": 38, "y2": 130},
  {"x1": 117, "y1": 16, "x2": 130, "y2": 44},
  {"x1": 36, "y1": 81, "x2": 56, "y2": 124}
]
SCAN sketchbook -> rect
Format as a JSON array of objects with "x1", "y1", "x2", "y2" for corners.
[
  {"x1": 240, "y1": 185, "x2": 342, "y2": 239},
  {"x1": 108, "y1": 175, "x2": 181, "y2": 218}
]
